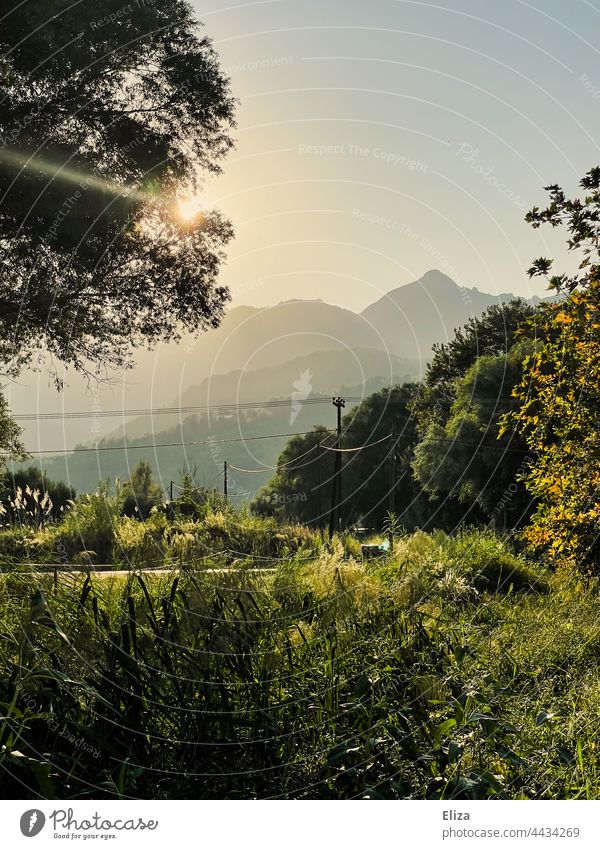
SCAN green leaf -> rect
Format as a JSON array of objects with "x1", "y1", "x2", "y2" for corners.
[
  {"x1": 499, "y1": 749, "x2": 526, "y2": 767},
  {"x1": 353, "y1": 674, "x2": 372, "y2": 699},
  {"x1": 436, "y1": 718, "x2": 457, "y2": 738},
  {"x1": 557, "y1": 747, "x2": 575, "y2": 766}
]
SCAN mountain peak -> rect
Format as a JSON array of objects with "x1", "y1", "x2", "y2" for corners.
[
  {"x1": 363, "y1": 270, "x2": 495, "y2": 314},
  {"x1": 360, "y1": 271, "x2": 523, "y2": 357},
  {"x1": 417, "y1": 269, "x2": 459, "y2": 290}
]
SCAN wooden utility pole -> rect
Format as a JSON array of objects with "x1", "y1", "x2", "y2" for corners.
[
  {"x1": 223, "y1": 461, "x2": 228, "y2": 500},
  {"x1": 328, "y1": 396, "x2": 346, "y2": 539},
  {"x1": 316, "y1": 441, "x2": 324, "y2": 539}
]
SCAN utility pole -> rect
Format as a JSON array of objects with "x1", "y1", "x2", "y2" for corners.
[
  {"x1": 316, "y1": 441, "x2": 324, "y2": 539},
  {"x1": 328, "y1": 396, "x2": 346, "y2": 539},
  {"x1": 223, "y1": 461, "x2": 228, "y2": 500}
]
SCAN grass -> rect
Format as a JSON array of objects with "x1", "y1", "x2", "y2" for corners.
[
  {"x1": 0, "y1": 497, "x2": 323, "y2": 568},
  {"x1": 0, "y1": 513, "x2": 598, "y2": 799}
]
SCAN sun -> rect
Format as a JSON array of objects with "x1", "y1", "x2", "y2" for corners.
[{"x1": 177, "y1": 194, "x2": 207, "y2": 221}]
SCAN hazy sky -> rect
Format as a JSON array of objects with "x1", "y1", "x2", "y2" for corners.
[
  {"x1": 9, "y1": 0, "x2": 600, "y2": 454},
  {"x1": 191, "y1": 0, "x2": 600, "y2": 311}
]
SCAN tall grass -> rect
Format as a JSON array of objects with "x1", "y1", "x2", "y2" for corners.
[
  {"x1": 0, "y1": 529, "x2": 598, "y2": 799},
  {"x1": 0, "y1": 497, "x2": 323, "y2": 569}
]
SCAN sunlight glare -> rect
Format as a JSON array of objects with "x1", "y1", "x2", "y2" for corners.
[{"x1": 178, "y1": 194, "x2": 207, "y2": 221}]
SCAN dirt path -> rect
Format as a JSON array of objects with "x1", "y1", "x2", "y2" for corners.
[{"x1": 4, "y1": 566, "x2": 276, "y2": 579}]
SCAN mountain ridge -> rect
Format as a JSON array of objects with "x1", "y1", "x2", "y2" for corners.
[
  {"x1": 361, "y1": 269, "x2": 531, "y2": 358},
  {"x1": 9, "y1": 269, "x2": 534, "y2": 460}
]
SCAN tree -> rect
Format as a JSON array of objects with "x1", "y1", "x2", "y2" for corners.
[
  {"x1": 526, "y1": 166, "x2": 600, "y2": 293},
  {"x1": 507, "y1": 168, "x2": 600, "y2": 569},
  {"x1": 0, "y1": 0, "x2": 236, "y2": 379},
  {"x1": 171, "y1": 471, "x2": 228, "y2": 519},
  {"x1": 409, "y1": 301, "x2": 538, "y2": 529},
  {"x1": 253, "y1": 385, "x2": 457, "y2": 531},
  {"x1": 122, "y1": 459, "x2": 163, "y2": 519},
  {"x1": 413, "y1": 341, "x2": 536, "y2": 529},
  {"x1": 412, "y1": 300, "x2": 537, "y2": 434},
  {"x1": 0, "y1": 390, "x2": 26, "y2": 472},
  {"x1": 252, "y1": 426, "x2": 334, "y2": 528},
  {"x1": 339, "y1": 384, "x2": 430, "y2": 529}
]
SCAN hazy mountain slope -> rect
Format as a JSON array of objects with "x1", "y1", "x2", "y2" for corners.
[
  {"x1": 7, "y1": 300, "x2": 388, "y2": 451},
  {"x1": 34, "y1": 382, "x2": 392, "y2": 498},
  {"x1": 178, "y1": 298, "x2": 389, "y2": 375},
  {"x1": 113, "y1": 347, "x2": 420, "y2": 440},
  {"x1": 361, "y1": 269, "x2": 527, "y2": 359},
  {"x1": 9, "y1": 269, "x2": 532, "y2": 462}
]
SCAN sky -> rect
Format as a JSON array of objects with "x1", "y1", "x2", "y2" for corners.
[
  {"x1": 8, "y1": 0, "x2": 600, "y2": 454},
  {"x1": 190, "y1": 0, "x2": 600, "y2": 312}
]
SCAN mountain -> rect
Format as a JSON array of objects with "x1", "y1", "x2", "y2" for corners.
[
  {"x1": 34, "y1": 348, "x2": 420, "y2": 496},
  {"x1": 112, "y1": 347, "x2": 419, "y2": 440},
  {"x1": 174, "y1": 298, "x2": 389, "y2": 376},
  {"x1": 6, "y1": 299, "x2": 389, "y2": 451},
  {"x1": 361, "y1": 269, "x2": 524, "y2": 359},
  {"x1": 9, "y1": 269, "x2": 536, "y2": 494}
]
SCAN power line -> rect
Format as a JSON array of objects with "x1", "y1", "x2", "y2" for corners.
[
  {"x1": 11, "y1": 396, "x2": 365, "y2": 422},
  {"x1": 28, "y1": 432, "x2": 527, "y2": 460},
  {"x1": 222, "y1": 431, "x2": 531, "y2": 480},
  {"x1": 227, "y1": 440, "x2": 322, "y2": 473},
  {"x1": 170, "y1": 468, "x2": 223, "y2": 491},
  {"x1": 0, "y1": 430, "x2": 326, "y2": 458},
  {"x1": 319, "y1": 433, "x2": 392, "y2": 453}
]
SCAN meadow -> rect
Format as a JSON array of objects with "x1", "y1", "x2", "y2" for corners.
[
  {"x1": 2, "y1": 0, "x2": 599, "y2": 810},
  {"x1": 0, "y1": 503, "x2": 598, "y2": 800}
]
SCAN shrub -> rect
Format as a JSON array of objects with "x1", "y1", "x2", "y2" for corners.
[
  {"x1": 56, "y1": 482, "x2": 122, "y2": 564},
  {"x1": 444, "y1": 529, "x2": 548, "y2": 594},
  {"x1": 0, "y1": 466, "x2": 75, "y2": 526}
]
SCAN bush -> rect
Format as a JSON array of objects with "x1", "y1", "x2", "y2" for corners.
[
  {"x1": 444, "y1": 529, "x2": 548, "y2": 594},
  {"x1": 0, "y1": 466, "x2": 75, "y2": 527},
  {"x1": 56, "y1": 482, "x2": 122, "y2": 564},
  {"x1": 0, "y1": 527, "x2": 591, "y2": 801}
]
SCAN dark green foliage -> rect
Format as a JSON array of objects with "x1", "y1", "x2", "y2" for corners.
[
  {"x1": 0, "y1": 531, "x2": 594, "y2": 800},
  {"x1": 413, "y1": 342, "x2": 537, "y2": 529},
  {"x1": 169, "y1": 475, "x2": 228, "y2": 520},
  {"x1": 252, "y1": 384, "x2": 457, "y2": 531},
  {"x1": 0, "y1": 0, "x2": 235, "y2": 376},
  {"x1": 411, "y1": 300, "x2": 537, "y2": 432},
  {"x1": 408, "y1": 301, "x2": 540, "y2": 530},
  {"x1": 0, "y1": 465, "x2": 75, "y2": 526},
  {"x1": 252, "y1": 425, "x2": 334, "y2": 527},
  {"x1": 121, "y1": 460, "x2": 163, "y2": 520},
  {"x1": 443, "y1": 529, "x2": 549, "y2": 595},
  {"x1": 0, "y1": 389, "x2": 26, "y2": 468}
]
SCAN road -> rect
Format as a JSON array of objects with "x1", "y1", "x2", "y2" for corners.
[{"x1": 2, "y1": 565, "x2": 276, "y2": 579}]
